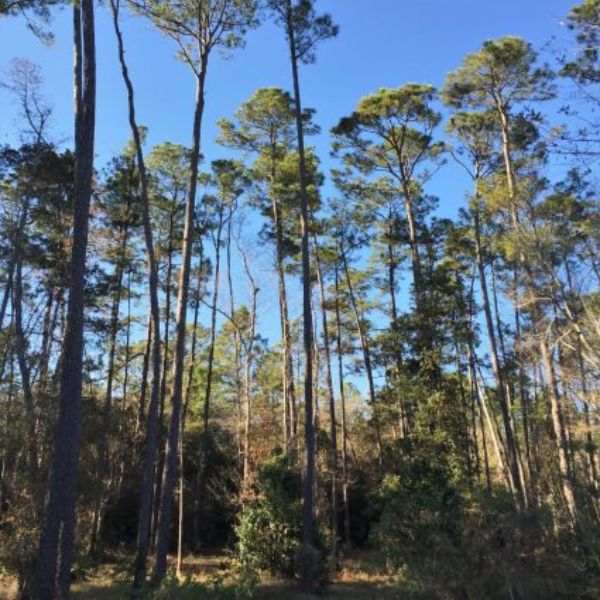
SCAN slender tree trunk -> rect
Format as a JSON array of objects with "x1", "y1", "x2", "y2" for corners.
[
  {"x1": 340, "y1": 246, "x2": 383, "y2": 467},
  {"x1": 313, "y1": 233, "x2": 338, "y2": 567},
  {"x1": 564, "y1": 258, "x2": 598, "y2": 492},
  {"x1": 284, "y1": 1, "x2": 316, "y2": 561},
  {"x1": 151, "y1": 212, "x2": 175, "y2": 550},
  {"x1": 240, "y1": 247, "x2": 259, "y2": 492},
  {"x1": 498, "y1": 107, "x2": 576, "y2": 524},
  {"x1": 474, "y1": 361, "x2": 510, "y2": 491},
  {"x1": 176, "y1": 249, "x2": 204, "y2": 576},
  {"x1": 454, "y1": 336, "x2": 474, "y2": 483},
  {"x1": 90, "y1": 218, "x2": 129, "y2": 558},
  {"x1": 511, "y1": 266, "x2": 534, "y2": 492},
  {"x1": 226, "y1": 209, "x2": 243, "y2": 473},
  {"x1": 0, "y1": 209, "x2": 20, "y2": 332},
  {"x1": 334, "y1": 264, "x2": 351, "y2": 546},
  {"x1": 269, "y1": 171, "x2": 297, "y2": 451},
  {"x1": 108, "y1": 0, "x2": 162, "y2": 587},
  {"x1": 32, "y1": 0, "x2": 95, "y2": 595},
  {"x1": 398, "y1": 178, "x2": 423, "y2": 308},
  {"x1": 123, "y1": 268, "x2": 132, "y2": 401},
  {"x1": 12, "y1": 205, "x2": 38, "y2": 483},
  {"x1": 472, "y1": 185, "x2": 526, "y2": 508},
  {"x1": 193, "y1": 205, "x2": 224, "y2": 537},
  {"x1": 154, "y1": 59, "x2": 207, "y2": 584},
  {"x1": 387, "y1": 220, "x2": 399, "y2": 324},
  {"x1": 137, "y1": 312, "x2": 152, "y2": 434},
  {"x1": 36, "y1": 286, "x2": 55, "y2": 394}
]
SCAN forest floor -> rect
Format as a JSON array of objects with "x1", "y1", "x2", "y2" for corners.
[
  {"x1": 0, "y1": 551, "x2": 400, "y2": 599},
  {"x1": 64, "y1": 550, "x2": 400, "y2": 599}
]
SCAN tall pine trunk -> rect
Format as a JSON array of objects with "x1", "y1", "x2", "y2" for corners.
[
  {"x1": 284, "y1": 0, "x2": 316, "y2": 561},
  {"x1": 472, "y1": 180, "x2": 526, "y2": 508},
  {"x1": 153, "y1": 60, "x2": 207, "y2": 583},
  {"x1": 32, "y1": 0, "x2": 96, "y2": 595},
  {"x1": 313, "y1": 233, "x2": 338, "y2": 567},
  {"x1": 497, "y1": 107, "x2": 576, "y2": 524},
  {"x1": 334, "y1": 264, "x2": 351, "y2": 546},
  {"x1": 108, "y1": 0, "x2": 163, "y2": 586}
]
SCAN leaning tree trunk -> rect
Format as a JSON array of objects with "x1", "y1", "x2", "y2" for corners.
[
  {"x1": 32, "y1": 0, "x2": 96, "y2": 596},
  {"x1": 108, "y1": 0, "x2": 163, "y2": 587},
  {"x1": 340, "y1": 246, "x2": 383, "y2": 467}
]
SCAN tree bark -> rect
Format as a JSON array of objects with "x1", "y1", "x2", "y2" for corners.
[
  {"x1": 472, "y1": 182, "x2": 527, "y2": 508},
  {"x1": 497, "y1": 105, "x2": 576, "y2": 524},
  {"x1": 283, "y1": 0, "x2": 316, "y2": 559},
  {"x1": 107, "y1": 0, "x2": 163, "y2": 586},
  {"x1": 32, "y1": 0, "x2": 95, "y2": 595},
  {"x1": 153, "y1": 59, "x2": 207, "y2": 583},
  {"x1": 334, "y1": 264, "x2": 351, "y2": 546},
  {"x1": 313, "y1": 233, "x2": 338, "y2": 567}
]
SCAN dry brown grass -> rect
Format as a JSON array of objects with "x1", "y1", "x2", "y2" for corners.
[
  {"x1": 1, "y1": 551, "x2": 400, "y2": 599},
  {"x1": 0, "y1": 573, "x2": 18, "y2": 600}
]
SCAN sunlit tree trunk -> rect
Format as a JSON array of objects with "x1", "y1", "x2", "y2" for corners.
[
  {"x1": 472, "y1": 181, "x2": 527, "y2": 508},
  {"x1": 498, "y1": 107, "x2": 576, "y2": 523}
]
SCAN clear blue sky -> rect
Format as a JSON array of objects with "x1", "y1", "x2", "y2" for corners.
[
  {"x1": 0, "y1": 0, "x2": 577, "y2": 377},
  {"x1": 0, "y1": 0, "x2": 574, "y2": 172}
]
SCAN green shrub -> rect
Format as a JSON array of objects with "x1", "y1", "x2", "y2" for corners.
[
  {"x1": 236, "y1": 452, "x2": 301, "y2": 579},
  {"x1": 371, "y1": 436, "x2": 600, "y2": 599}
]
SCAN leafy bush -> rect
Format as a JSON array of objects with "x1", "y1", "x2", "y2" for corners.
[
  {"x1": 371, "y1": 436, "x2": 600, "y2": 599},
  {"x1": 372, "y1": 443, "x2": 465, "y2": 596},
  {"x1": 236, "y1": 452, "x2": 301, "y2": 579}
]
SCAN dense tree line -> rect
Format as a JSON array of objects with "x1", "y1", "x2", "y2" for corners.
[{"x1": 1, "y1": 1, "x2": 600, "y2": 598}]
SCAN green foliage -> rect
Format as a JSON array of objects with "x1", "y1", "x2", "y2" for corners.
[
  {"x1": 563, "y1": 0, "x2": 600, "y2": 83},
  {"x1": 267, "y1": 0, "x2": 338, "y2": 64},
  {"x1": 332, "y1": 84, "x2": 444, "y2": 181},
  {"x1": 132, "y1": 0, "x2": 259, "y2": 63},
  {"x1": 236, "y1": 453, "x2": 301, "y2": 579},
  {"x1": 371, "y1": 436, "x2": 600, "y2": 599},
  {"x1": 372, "y1": 455, "x2": 463, "y2": 575},
  {"x1": 441, "y1": 36, "x2": 554, "y2": 109}
]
